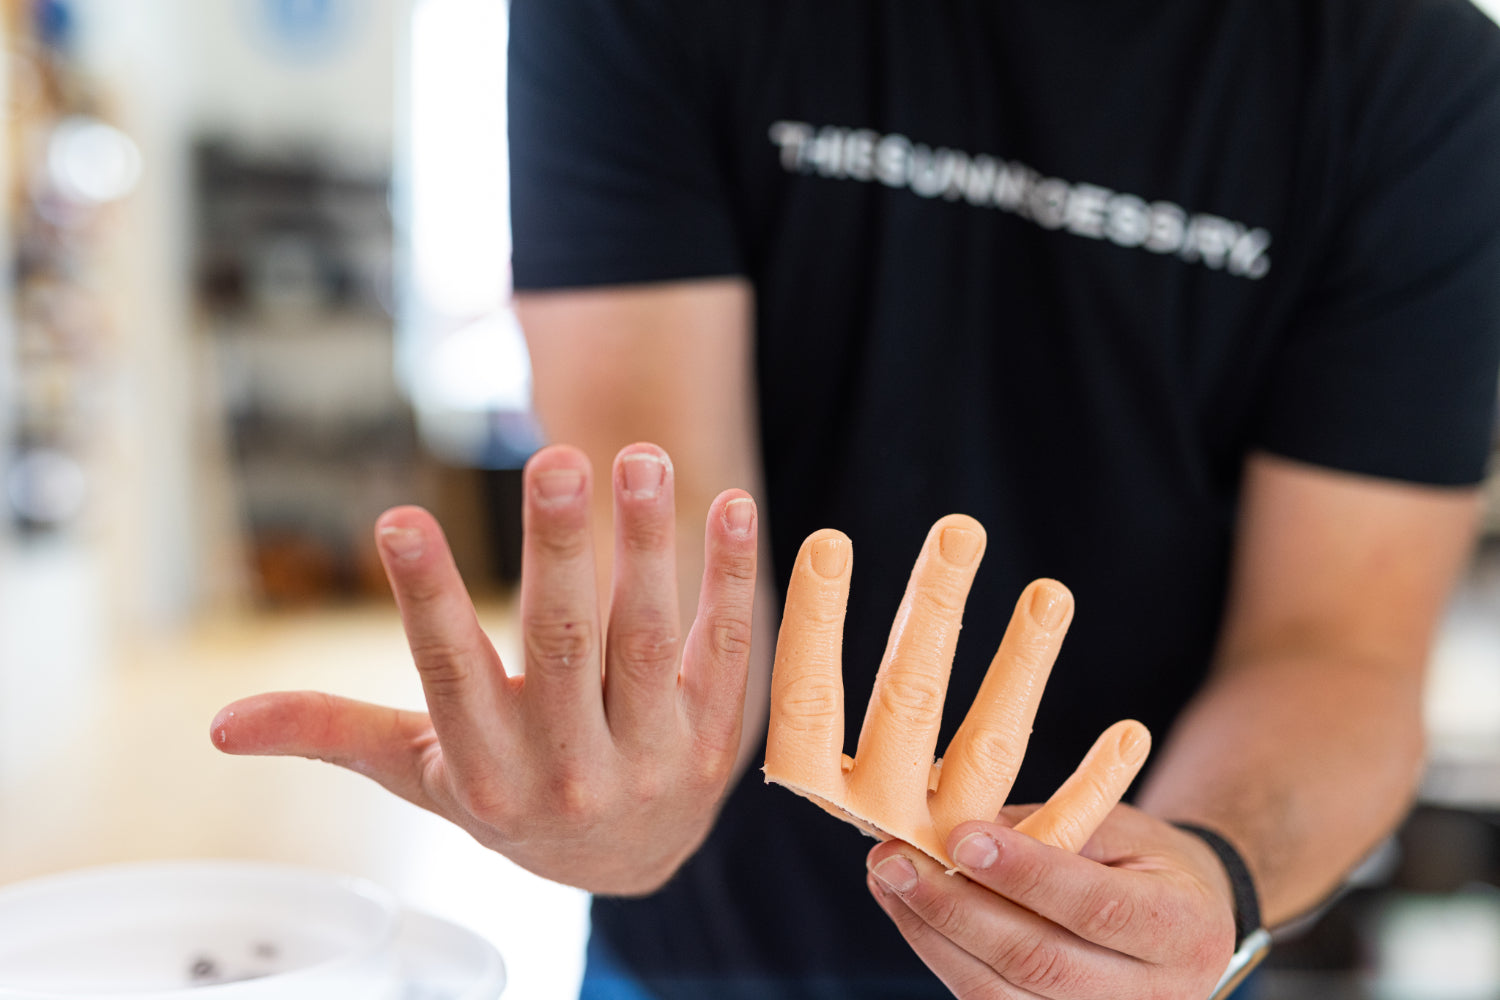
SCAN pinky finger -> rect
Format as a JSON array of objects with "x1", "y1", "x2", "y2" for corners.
[
  {"x1": 211, "y1": 691, "x2": 441, "y2": 813},
  {"x1": 1014, "y1": 720, "x2": 1151, "y2": 852}
]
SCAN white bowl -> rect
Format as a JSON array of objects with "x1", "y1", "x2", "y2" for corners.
[
  {"x1": 393, "y1": 910, "x2": 506, "y2": 1000},
  {"x1": 0, "y1": 861, "x2": 402, "y2": 999}
]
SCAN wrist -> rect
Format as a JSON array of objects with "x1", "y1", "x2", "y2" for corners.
[
  {"x1": 1173, "y1": 823, "x2": 1271, "y2": 999},
  {"x1": 1172, "y1": 823, "x2": 1262, "y2": 941}
]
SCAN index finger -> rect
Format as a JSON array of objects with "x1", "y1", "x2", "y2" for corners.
[
  {"x1": 763, "y1": 529, "x2": 851, "y2": 804},
  {"x1": 376, "y1": 506, "x2": 514, "y2": 775}
]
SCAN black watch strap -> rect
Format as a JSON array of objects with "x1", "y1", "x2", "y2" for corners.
[{"x1": 1174, "y1": 823, "x2": 1262, "y2": 943}]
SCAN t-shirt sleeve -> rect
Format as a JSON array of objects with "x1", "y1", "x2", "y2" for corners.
[
  {"x1": 508, "y1": 0, "x2": 744, "y2": 290},
  {"x1": 1253, "y1": 1, "x2": 1500, "y2": 486}
]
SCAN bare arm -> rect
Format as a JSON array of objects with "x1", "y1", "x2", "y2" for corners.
[
  {"x1": 1138, "y1": 451, "x2": 1482, "y2": 924},
  {"x1": 517, "y1": 277, "x2": 778, "y2": 778}
]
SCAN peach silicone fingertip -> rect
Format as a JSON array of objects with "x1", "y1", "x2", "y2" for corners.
[
  {"x1": 938, "y1": 526, "x2": 981, "y2": 566},
  {"x1": 1118, "y1": 720, "x2": 1151, "y2": 765},
  {"x1": 810, "y1": 535, "x2": 849, "y2": 578},
  {"x1": 1027, "y1": 579, "x2": 1071, "y2": 629}
]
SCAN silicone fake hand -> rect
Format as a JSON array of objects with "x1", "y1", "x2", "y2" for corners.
[{"x1": 763, "y1": 515, "x2": 1149, "y2": 865}]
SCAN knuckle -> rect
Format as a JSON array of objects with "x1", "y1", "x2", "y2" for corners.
[
  {"x1": 611, "y1": 617, "x2": 681, "y2": 671},
  {"x1": 718, "y1": 547, "x2": 757, "y2": 585},
  {"x1": 922, "y1": 891, "x2": 970, "y2": 940},
  {"x1": 913, "y1": 581, "x2": 968, "y2": 617},
  {"x1": 408, "y1": 640, "x2": 474, "y2": 693},
  {"x1": 707, "y1": 616, "x2": 753, "y2": 662},
  {"x1": 1014, "y1": 631, "x2": 1060, "y2": 663},
  {"x1": 620, "y1": 516, "x2": 672, "y2": 554},
  {"x1": 524, "y1": 616, "x2": 596, "y2": 671},
  {"x1": 956, "y1": 729, "x2": 1024, "y2": 787},
  {"x1": 400, "y1": 572, "x2": 448, "y2": 606},
  {"x1": 546, "y1": 770, "x2": 602, "y2": 824},
  {"x1": 1079, "y1": 889, "x2": 1136, "y2": 943},
  {"x1": 773, "y1": 673, "x2": 843, "y2": 725},
  {"x1": 876, "y1": 674, "x2": 945, "y2": 721},
  {"x1": 992, "y1": 934, "x2": 1072, "y2": 995},
  {"x1": 530, "y1": 521, "x2": 590, "y2": 561},
  {"x1": 452, "y1": 779, "x2": 510, "y2": 828},
  {"x1": 1003, "y1": 851, "x2": 1050, "y2": 903}
]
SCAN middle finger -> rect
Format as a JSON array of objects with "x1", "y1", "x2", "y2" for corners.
[
  {"x1": 519, "y1": 445, "x2": 608, "y2": 744},
  {"x1": 848, "y1": 514, "x2": 985, "y2": 824},
  {"x1": 604, "y1": 444, "x2": 683, "y2": 748}
]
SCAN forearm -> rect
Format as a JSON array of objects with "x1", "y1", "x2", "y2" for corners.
[{"x1": 1137, "y1": 648, "x2": 1425, "y2": 926}]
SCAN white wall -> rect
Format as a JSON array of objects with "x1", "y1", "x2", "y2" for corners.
[
  {"x1": 179, "y1": 0, "x2": 402, "y2": 162},
  {"x1": 1477, "y1": 0, "x2": 1500, "y2": 24}
]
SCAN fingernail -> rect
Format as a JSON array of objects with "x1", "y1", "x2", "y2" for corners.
[
  {"x1": 1028, "y1": 582, "x2": 1068, "y2": 629},
  {"x1": 872, "y1": 856, "x2": 918, "y2": 895},
  {"x1": 723, "y1": 497, "x2": 756, "y2": 538},
  {"x1": 811, "y1": 537, "x2": 848, "y2": 578},
  {"x1": 1118, "y1": 722, "x2": 1150, "y2": 763},
  {"x1": 939, "y1": 527, "x2": 980, "y2": 566},
  {"x1": 621, "y1": 453, "x2": 665, "y2": 499},
  {"x1": 954, "y1": 832, "x2": 999, "y2": 870},
  {"x1": 535, "y1": 468, "x2": 584, "y2": 506},
  {"x1": 379, "y1": 526, "x2": 424, "y2": 562}
]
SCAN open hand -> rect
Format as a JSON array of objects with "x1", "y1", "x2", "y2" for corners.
[{"x1": 211, "y1": 443, "x2": 758, "y2": 896}]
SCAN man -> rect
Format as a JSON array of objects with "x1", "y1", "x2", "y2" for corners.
[{"x1": 215, "y1": 0, "x2": 1500, "y2": 997}]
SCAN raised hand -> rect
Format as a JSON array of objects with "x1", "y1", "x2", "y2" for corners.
[
  {"x1": 762, "y1": 515, "x2": 1149, "y2": 865},
  {"x1": 210, "y1": 443, "x2": 758, "y2": 896}
]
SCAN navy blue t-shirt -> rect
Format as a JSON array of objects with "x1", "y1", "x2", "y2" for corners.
[{"x1": 509, "y1": 2, "x2": 1500, "y2": 996}]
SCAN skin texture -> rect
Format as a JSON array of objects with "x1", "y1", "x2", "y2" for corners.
[
  {"x1": 517, "y1": 279, "x2": 778, "y2": 782},
  {"x1": 763, "y1": 516, "x2": 1150, "y2": 865},
  {"x1": 212, "y1": 443, "x2": 760, "y2": 896}
]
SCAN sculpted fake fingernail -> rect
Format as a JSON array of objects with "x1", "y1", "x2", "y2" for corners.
[
  {"x1": 1118, "y1": 721, "x2": 1151, "y2": 763},
  {"x1": 871, "y1": 856, "x2": 918, "y2": 895},
  {"x1": 534, "y1": 468, "x2": 585, "y2": 505},
  {"x1": 379, "y1": 526, "x2": 424, "y2": 562},
  {"x1": 1028, "y1": 582, "x2": 1068, "y2": 629},
  {"x1": 939, "y1": 527, "x2": 980, "y2": 566},
  {"x1": 953, "y1": 832, "x2": 999, "y2": 870},
  {"x1": 724, "y1": 497, "x2": 756, "y2": 538},
  {"x1": 811, "y1": 537, "x2": 848, "y2": 579},
  {"x1": 621, "y1": 453, "x2": 665, "y2": 499}
]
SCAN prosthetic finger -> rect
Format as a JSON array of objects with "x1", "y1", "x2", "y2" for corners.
[
  {"x1": 1014, "y1": 720, "x2": 1152, "y2": 852},
  {"x1": 928, "y1": 579, "x2": 1072, "y2": 837},
  {"x1": 763, "y1": 530, "x2": 852, "y2": 806},
  {"x1": 846, "y1": 515, "x2": 986, "y2": 842}
]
